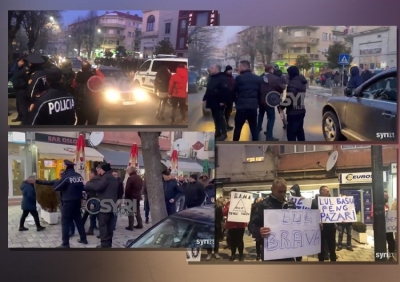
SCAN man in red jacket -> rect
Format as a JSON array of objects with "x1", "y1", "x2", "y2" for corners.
[
  {"x1": 168, "y1": 64, "x2": 188, "y2": 125},
  {"x1": 124, "y1": 167, "x2": 144, "y2": 230}
]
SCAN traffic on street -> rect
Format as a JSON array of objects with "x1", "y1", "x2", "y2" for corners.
[{"x1": 187, "y1": 26, "x2": 397, "y2": 142}]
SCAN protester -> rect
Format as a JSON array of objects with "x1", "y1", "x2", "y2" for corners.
[
  {"x1": 384, "y1": 192, "x2": 396, "y2": 261},
  {"x1": 168, "y1": 64, "x2": 188, "y2": 124},
  {"x1": 125, "y1": 167, "x2": 144, "y2": 230},
  {"x1": 112, "y1": 171, "x2": 125, "y2": 231},
  {"x1": 249, "y1": 197, "x2": 263, "y2": 261},
  {"x1": 81, "y1": 168, "x2": 100, "y2": 235},
  {"x1": 223, "y1": 65, "x2": 236, "y2": 131},
  {"x1": 154, "y1": 66, "x2": 171, "y2": 120},
  {"x1": 182, "y1": 174, "x2": 206, "y2": 208},
  {"x1": 162, "y1": 169, "x2": 182, "y2": 216},
  {"x1": 347, "y1": 66, "x2": 363, "y2": 90},
  {"x1": 336, "y1": 195, "x2": 354, "y2": 252},
  {"x1": 206, "y1": 197, "x2": 223, "y2": 261}
]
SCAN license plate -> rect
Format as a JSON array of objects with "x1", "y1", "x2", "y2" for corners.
[{"x1": 122, "y1": 101, "x2": 136, "y2": 105}]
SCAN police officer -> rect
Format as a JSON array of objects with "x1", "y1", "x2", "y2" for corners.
[
  {"x1": 84, "y1": 163, "x2": 119, "y2": 248},
  {"x1": 23, "y1": 66, "x2": 77, "y2": 125},
  {"x1": 54, "y1": 160, "x2": 88, "y2": 248},
  {"x1": 25, "y1": 54, "x2": 47, "y2": 101},
  {"x1": 10, "y1": 56, "x2": 29, "y2": 123}
]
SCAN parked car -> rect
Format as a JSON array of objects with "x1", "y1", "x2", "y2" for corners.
[
  {"x1": 202, "y1": 72, "x2": 238, "y2": 116},
  {"x1": 188, "y1": 71, "x2": 202, "y2": 93},
  {"x1": 322, "y1": 68, "x2": 397, "y2": 141},
  {"x1": 125, "y1": 205, "x2": 215, "y2": 249}
]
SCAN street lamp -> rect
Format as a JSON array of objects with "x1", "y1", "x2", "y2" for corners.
[
  {"x1": 50, "y1": 16, "x2": 54, "y2": 21},
  {"x1": 98, "y1": 29, "x2": 105, "y2": 54}
]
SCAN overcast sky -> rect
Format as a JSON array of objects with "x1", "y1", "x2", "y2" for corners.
[
  {"x1": 61, "y1": 10, "x2": 142, "y2": 26},
  {"x1": 217, "y1": 26, "x2": 247, "y2": 47}
]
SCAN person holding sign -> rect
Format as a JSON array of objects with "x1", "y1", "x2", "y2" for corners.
[
  {"x1": 336, "y1": 195, "x2": 354, "y2": 252},
  {"x1": 289, "y1": 184, "x2": 305, "y2": 262},
  {"x1": 311, "y1": 186, "x2": 336, "y2": 262},
  {"x1": 222, "y1": 189, "x2": 248, "y2": 261},
  {"x1": 249, "y1": 197, "x2": 264, "y2": 261},
  {"x1": 248, "y1": 178, "x2": 296, "y2": 261},
  {"x1": 392, "y1": 199, "x2": 397, "y2": 243}
]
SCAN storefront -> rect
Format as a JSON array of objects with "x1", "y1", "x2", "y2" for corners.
[
  {"x1": 388, "y1": 163, "x2": 397, "y2": 207},
  {"x1": 339, "y1": 171, "x2": 388, "y2": 225},
  {"x1": 33, "y1": 133, "x2": 104, "y2": 180},
  {"x1": 8, "y1": 132, "x2": 33, "y2": 198},
  {"x1": 161, "y1": 158, "x2": 213, "y2": 177}
]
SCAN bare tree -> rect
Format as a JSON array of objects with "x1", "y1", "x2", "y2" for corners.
[
  {"x1": 21, "y1": 11, "x2": 62, "y2": 54},
  {"x1": 254, "y1": 26, "x2": 275, "y2": 65},
  {"x1": 188, "y1": 26, "x2": 224, "y2": 71},
  {"x1": 238, "y1": 26, "x2": 260, "y2": 70},
  {"x1": 69, "y1": 16, "x2": 87, "y2": 56},
  {"x1": 8, "y1": 11, "x2": 26, "y2": 64},
  {"x1": 226, "y1": 35, "x2": 242, "y2": 69},
  {"x1": 83, "y1": 11, "x2": 98, "y2": 59},
  {"x1": 138, "y1": 132, "x2": 168, "y2": 223}
]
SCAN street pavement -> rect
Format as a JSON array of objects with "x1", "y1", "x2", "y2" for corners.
[
  {"x1": 8, "y1": 204, "x2": 152, "y2": 248},
  {"x1": 8, "y1": 92, "x2": 187, "y2": 126},
  {"x1": 188, "y1": 85, "x2": 332, "y2": 141},
  {"x1": 198, "y1": 229, "x2": 397, "y2": 262}
]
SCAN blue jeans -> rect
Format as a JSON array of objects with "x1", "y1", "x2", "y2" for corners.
[
  {"x1": 257, "y1": 105, "x2": 276, "y2": 138},
  {"x1": 112, "y1": 214, "x2": 118, "y2": 230},
  {"x1": 144, "y1": 200, "x2": 150, "y2": 219}
]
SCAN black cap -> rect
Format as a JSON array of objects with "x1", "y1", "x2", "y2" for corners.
[
  {"x1": 162, "y1": 169, "x2": 171, "y2": 176},
  {"x1": 26, "y1": 54, "x2": 45, "y2": 64},
  {"x1": 64, "y1": 160, "x2": 75, "y2": 166},
  {"x1": 45, "y1": 66, "x2": 63, "y2": 84},
  {"x1": 224, "y1": 65, "x2": 233, "y2": 72},
  {"x1": 190, "y1": 174, "x2": 198, "y2": 181},
  {"x1": 100, "y1": 162, "x2": 111, "y2": 172}
]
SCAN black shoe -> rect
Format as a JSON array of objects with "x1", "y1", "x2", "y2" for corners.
[
  {"x1": 97, "y1": 235, "x2": 101, "y2": 239},
  {"x1": 125, "y1": 227, "x2": 134, "y2": 231},
  {"x1": 336, "y1": 246, "x2": 342, "y2": 251},
  {"x1": 256, "y1": 255, "x2": 261, "y2": 261},
  {"x1": 227, "y1": 125, "x2": 234, "y2": 131},
  {"x1": 266, "y1": 137, "x2": 279, "y2": 141},
  {"x1": 57, "y1": 244, "x2": 70, "y2": 248},
  {"x1": 145, "y1": 218, "x2": 149, "y2": 224},
  {"x1": 324, "y1": 256, "x2": 329, "y2": 260},
  {"x1": 229, "y1": 255, "x2": 236, "y2": 261},
  {"x1": 12, "y1": 118, "x2": 21, "y2": 122},
  {"x1": 347, "y1": 247, "x2": 354, "y2": 251},
  {"x1": 19, "y1": 227, "x2": 29, "y2": 231},
  {"x1": 78, "y1": 239, "x2": 88, "y2": 245},
  {"x1": 37, "y1": 226, "x2": 46, "y2": 232},
  {"x1": 216, "y1": 134, "x2": 227, "y2": 141},
  {"x1": 238, "y1": 254, "x2": 244, "y2": 261},
  {"x1": 69, "y1": 233, "x2": 75, "y2": 237},
  {"x1": 134, "y1": 225, "x2": 143, "y2": 229}
]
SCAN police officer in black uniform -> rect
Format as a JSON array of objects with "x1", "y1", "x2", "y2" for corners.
[
  {"x1": 54, "y1": 160, "x2": 88, "y2": 248},
  {"x1": 23, "y1": 66, "x2": 77, "y2": 125},
  {"x1": 10, "y1": 56, "x2": 30, "y2": 123},
  {"x1": 26, "y1": 54, "x2": 47, "y2": 102}
]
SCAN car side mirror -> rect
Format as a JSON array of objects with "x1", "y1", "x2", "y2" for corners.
[{"x1": 125, "y1": 239, "x2": 134, "y2": 247}]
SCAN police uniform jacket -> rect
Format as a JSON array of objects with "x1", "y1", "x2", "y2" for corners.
[
  {"x1": 85, "y1": 171, "x2": 119, "y2": 213},
  {"x1": 12, "y1": 66, "x2": 29, "y2": 91},
  {"x1": 54, "y1": 168, "x2": 84, "y2": 202},
  {"x1": 28, "y1": 69, "x2": 47, "y2": 99},
  {"x1": 24, "y1": 84, "x2": 76, "y2": 125},
  {"x1": 163, "y1": 179, "x2": 182, "y2": 202}
]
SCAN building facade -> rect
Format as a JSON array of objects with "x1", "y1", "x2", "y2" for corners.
[
  {"x1": 140, "y1": 10, "x2": 180, "y2": 58},
  {"x1": 272, "y1": 26, "x2": 347, "y2": 73},
  {"x1": 68, "y1": 11, "x2": 142, "y2": 58},
  {"x1": 217, "y1": 144, "x2": 397, "y2": 224},
  {"x1": 345, "y1": 26, "x2": 397, "y2": 69}
]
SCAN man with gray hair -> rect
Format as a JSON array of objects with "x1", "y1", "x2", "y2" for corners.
[{"x1": 203, "y1": 64, "x2": 230, "y2": 141}]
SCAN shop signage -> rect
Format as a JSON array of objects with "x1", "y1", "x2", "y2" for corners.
[
  {"x1": 340, "y1": 172, "x2": 387, "y2": 184},
  {"x1": 391, "y1": 163, "x2": 397, "y2": 174},
  {"x1": 35, "y1": 133, "x2": 88, "y2": 146},
  {"x1": 8, "y1": 132, "x2": 26, "y2": 144}
]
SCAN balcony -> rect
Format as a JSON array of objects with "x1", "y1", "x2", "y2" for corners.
[
  {"x1": 140, "y1": 30, "x2": 158, "y2": 38},
  {"x1": 103, "y1": 34, "x2": 126, "y2": 40},
  {"x1": 276, "y1": 53, "x2": 321, "y2": 60},
  {"x1": 98, "y1": 22, "x2": 126, "y2": 29},
  {"x1": 277, "y1": 36, "x2": 319, "y2": 45}
]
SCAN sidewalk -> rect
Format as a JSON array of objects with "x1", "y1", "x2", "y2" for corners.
[{"x1": 8, "y1": 204, "x2": 152, "y2": 248}]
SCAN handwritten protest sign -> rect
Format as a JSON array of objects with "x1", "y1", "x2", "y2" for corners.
[
  {"x1": 386, "y1": 210, "x2": 397, "y2": 233},
  {"x1": 263, "y1": 210, "x2": 321, "y2": 260},
  {"x1": 318, "y1": 196, "x2": 357, "y2": 223},
  {"x1": 288, "y1": 196, "x2": 312, "y2": 209},
  {"x1": 228, "y1": 192, "x2": 252, "y2": 223}
]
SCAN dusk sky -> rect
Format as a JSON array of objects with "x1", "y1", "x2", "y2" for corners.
[
  {"x1": 218, "y1": 26, "x2": 246, "y2": 47},
  {"x1": 61, "y1": 10, "x2": 143, "y2": 26}
]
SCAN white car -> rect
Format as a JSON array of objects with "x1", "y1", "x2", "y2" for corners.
[{"x1": 134, "y1": 54, "x2": 188, "y2": 94}]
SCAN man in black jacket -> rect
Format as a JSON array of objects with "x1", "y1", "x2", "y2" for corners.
[
  {"x1": 26, "y1": 54, "x2": 46, "y2": 102},
  {"x1": 11, "y1": 57, "x2": 29, "y2": 122},
  {"x1": 162, "y1": 170, "x2": 182, "y2": 216},
  {"x1": 183, "y1": 174, "x2": 206, "y2": 208},
  {"x1": 311, "y1": 186, "x2": 337, "y2": 262},
  {"x1": 84, "y1": 162, "x2": 119, "y2": 248},
  {"x1": 202, "y1": 64, "x2": 230, "y2": 141},
  {"x1": 54, "y1": 160, "x2": 88, "y2": 248},
  {"x1": 23, "y1": 66, "x2": 76, "y2": 125},
  {"x1": 248, "y1": 178, "x2": 296, "y2": 261},
  {"x1": 232, "y1": 60, "x2": 260, "y2": 141}
]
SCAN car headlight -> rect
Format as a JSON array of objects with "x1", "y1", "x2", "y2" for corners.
[
  {"x1": 105, "y1": 90, "x2": 120, "y2": 102},
  {"x1": 133, "y1": 88, "x2": 147, "y2": 101}
]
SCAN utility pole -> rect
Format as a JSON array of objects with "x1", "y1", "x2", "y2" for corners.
[{"x1": 371, "y1": 145, "x2": 387, "y2": 261}]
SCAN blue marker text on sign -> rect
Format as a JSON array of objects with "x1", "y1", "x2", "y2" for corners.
[
  {"x1": 386, "y1": 210, "x2": 397, "y2": 232},
  {"x1": 318, "y1": 196, "x2": 357, "y2": 223}
]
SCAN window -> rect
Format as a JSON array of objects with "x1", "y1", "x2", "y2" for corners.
[
  {"x1": 204, "y1": 139, "x2": 215, "y2": 151},
  {"x1": 108, "y1": 29, "x2": 114, "y2": 34},
  {"x1": 322, "y1": 32, "x2": 328, "y2": 41},
  {"x1": 151, "y1": 60, "x2": 187, "y2": 73},
  {"x1": 306, "y1": 47, "x2": 311, "y2": 53},
  {"x1": 307, "y1": 31, "x2": 311, "y2": 36},
  {"x1": 294, "y1": 31, "x2": 302, "y2": 37},
  {"x1": 293, "y1": 47, "x2": 302, "y2": 53},
  {"x1": 179, "y1": 20, "x2": 187, "y2": 33},
  {"x1": 279, "y1": 145, "x2": 333, "y2": 154},
  {"x1": 196, "y1": 12, "x2": 209, "y2": 26},
  {"x1": 139, "y1": 60, "x2": 151, "y2": 72},
  {"x1": 165, "y1": 22, "x2": 171, "y2": 34},
  {"x1": 178, "y1": 37, "x2": 185, "y2": 49},
  {"x1": 164, "y1": 37, "x2": 170, "y2": 42},
  {"x1": 329, "y1": 33, "x2": 331, "y2": 41},
  {"x1": 362, "y1": 74, "x2": 397, "y2": 102},
  {"x1": 146, "y1": 15, "x2": 155, "y2": 32},
  {"x1": 174, "y1": 132, "x2": 183, "y2": 140},
  {"x1": 244, "y1": 145, "x2": 264, "y2": 162}
]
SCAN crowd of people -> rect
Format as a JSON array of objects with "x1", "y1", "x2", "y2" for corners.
[
  {"x1": 18, "y1": 160, "x2": 215, "y2": 248},
  {"x1": 212, "y1": 178, "x2": 397, "y2": 262}
]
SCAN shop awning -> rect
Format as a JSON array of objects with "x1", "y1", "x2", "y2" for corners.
[
  {"x1": 96, "y1": 148, "x2": 144, "y2": 168},
  {"x1": 161, "y1": 160, "x2": 204, "y2": 173},
  {"x1": 35, "y1": 142, "x2": 104, "y2": 162}
]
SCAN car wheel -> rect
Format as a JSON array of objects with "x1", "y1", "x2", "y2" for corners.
[{"x1": 322, "y1": 111, "x2": 346, "y2": 141}]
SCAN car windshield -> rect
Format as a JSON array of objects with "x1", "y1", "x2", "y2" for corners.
[
  {"x1": 151, "y1": 61, "x2": 188, "y2": 73},
  {"x1": 100, "y1": 69, "x2": 127, "y2": 78},
  {"x1": 363, "y1": 75, "x2": 397, "y2": 102},
  {"x1": 130, "y1": 216, "x2": 214, "y2": 248}
]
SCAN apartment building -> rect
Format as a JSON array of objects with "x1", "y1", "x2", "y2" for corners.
[{"x1": 345, "y1": 26, "x2": 397, "y2": 69}]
